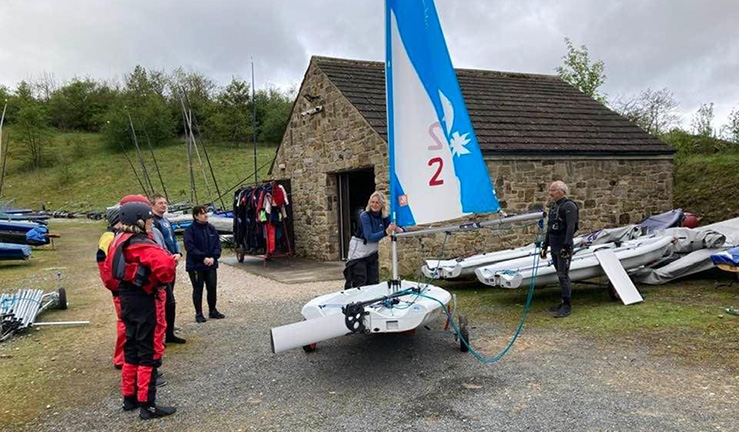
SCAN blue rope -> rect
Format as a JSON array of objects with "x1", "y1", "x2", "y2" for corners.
[{"x1": 420, "y1": 219, "x2": 544, "y2": 364}]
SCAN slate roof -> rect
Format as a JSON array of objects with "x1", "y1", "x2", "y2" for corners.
[{"x1": 314, "y1": 56, "x2": 674, "y2": 156}]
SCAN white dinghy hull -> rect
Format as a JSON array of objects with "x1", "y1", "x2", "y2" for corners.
[
  {"x1": 423, "y1": 225, "x2": 642, "y2": 280},
  {"x1": 270, "y1": 281, "x2": 451, "y2": 353},
  {"x1": 475, "y1": 235, "x2": 674, "y2": 289}
]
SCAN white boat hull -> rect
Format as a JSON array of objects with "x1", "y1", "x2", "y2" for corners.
[
  {"x1": 270, "y1": 280, "x2": 451, "y2": 353},
  {"x1": 423, "y1": 225, "x2": 642, "y2": 280},
  {"x1": 475, "y1": 235, "x2": 674, "y2": 289}
]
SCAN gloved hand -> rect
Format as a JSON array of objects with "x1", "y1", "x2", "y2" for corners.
[{"x1": 560, "y1": 245, "x2": 573, "y2": 259}]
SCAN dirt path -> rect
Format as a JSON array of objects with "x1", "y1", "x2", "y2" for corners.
[{"x1": 2, "y1": 221, "x2": 737, "y2": 431}]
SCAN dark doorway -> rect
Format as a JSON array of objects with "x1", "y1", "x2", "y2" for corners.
[{"x1": 337, "y1": 169, "x2": 375, "y2": 260}]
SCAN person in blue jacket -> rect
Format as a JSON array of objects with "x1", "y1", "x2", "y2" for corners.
[
  {"x1": 343, "y1": 191, "x2": 403, "y2": 288},
  {"x1": 184, "y1": 205, "x2": 224, "y2": 323},
  {"x1": 150, "y1": 194, "x2": 186, "y2": 343}
]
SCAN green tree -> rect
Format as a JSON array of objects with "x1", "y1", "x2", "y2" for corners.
[
  {"x1": 169, "y1": 68, "x2": 217, "y2": 135},
  {"x1": 206, "y1": 77, "x2": 251, "y2": 144},
  {"x1": 15, "y1": 96, "x2": 51, "y2": 169},
  {"x1": 48, "y1": 78, "x2": 118, "y2": 131},
  {"x1": 722, "y1": 107, "x2": 739, "y2": 144},
  {"x1": 691, "y1": 103, "x2": 714, "y2": 137},
  {"x1": 556, "y1": 37, "x2": 607, "y2": 104},
  {"x1": 258, "y1": 86, "x2": 295, "y2": 144},
  {"x1": 103, "y1": 66, "x2": 175, "y2": 151}
]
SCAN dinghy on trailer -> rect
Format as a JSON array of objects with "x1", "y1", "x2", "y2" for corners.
[{"x1": 270, "y1": 0, "x2": 543, "y2": 354}]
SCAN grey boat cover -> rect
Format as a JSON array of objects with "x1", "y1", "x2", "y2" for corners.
[
  {"x1": 580, "y1": 225, "x2": 642, "y2": 246},
  {"x1": 632, "y1": 217, "x2": 739, "y2": 284}
]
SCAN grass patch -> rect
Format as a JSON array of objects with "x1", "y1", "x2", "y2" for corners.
[
  {"x1": 0, "y1": 220, "x2": 118, "y2": 429},
  {"x1": 1, "y1": 130, "x2": 277, "y2": 210},
  {"x1": 437, "y1": 274, "x2": 738, "y2": 369}
]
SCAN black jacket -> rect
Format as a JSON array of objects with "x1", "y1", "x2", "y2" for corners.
[
  {"x1": 543, "y1": 197, "x2": 579, "y2": 253},
  {"x1": 184, "y1": 221, "x2": 222, "y2": 272}
]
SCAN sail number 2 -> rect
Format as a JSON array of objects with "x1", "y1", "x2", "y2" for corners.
[{"x1": 427, "y1": 122, "x2": 444, "y2": 186}]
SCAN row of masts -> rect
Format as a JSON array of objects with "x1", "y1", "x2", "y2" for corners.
[{"x1": 123, "y1": 61, "x2": 260, "y2": 210}]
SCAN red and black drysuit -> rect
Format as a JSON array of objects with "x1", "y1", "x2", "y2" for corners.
[
  {"x1": 96, "y1": 229, "x2": 124, "y2": 368},
  {"x1": 103, "y1": 232, "x2": 175, "y2": 407}
]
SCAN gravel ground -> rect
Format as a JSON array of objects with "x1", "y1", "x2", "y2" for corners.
[{"x1": 22, "y1": 263, "x2": 739, "y2": 432}]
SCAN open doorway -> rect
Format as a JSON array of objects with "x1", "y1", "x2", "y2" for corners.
[{"x1": 337, "y1": 168, "x2": 375, "y2": 260}]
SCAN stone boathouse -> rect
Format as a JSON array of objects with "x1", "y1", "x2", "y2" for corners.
[{"x1": 270, "y1": 56, "x2": 675, "y2": 274}]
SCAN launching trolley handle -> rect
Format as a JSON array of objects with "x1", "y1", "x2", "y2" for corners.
[{"x1": 394, "y1": 211, "x2": 545, "y2": 239}]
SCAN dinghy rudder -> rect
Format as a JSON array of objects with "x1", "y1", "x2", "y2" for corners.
[{"x1": 270, "y1": 313, "x2": 350, "y2": 353}]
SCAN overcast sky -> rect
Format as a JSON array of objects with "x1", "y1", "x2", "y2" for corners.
[{"x1": 1, "y1": 0, "x2": 737, "y2": 128}]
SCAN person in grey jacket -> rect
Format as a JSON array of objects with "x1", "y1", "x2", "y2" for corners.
[
  {"x1": 540, "y1": 181, "x2": 579, "y2": 318},
  {"x1": 151, "y1": 194, "x2": 186, "y2": 343}
]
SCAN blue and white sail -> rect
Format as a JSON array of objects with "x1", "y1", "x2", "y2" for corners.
[{"x1": 386, "y1": 0, "x2": 499, "y2": 227}]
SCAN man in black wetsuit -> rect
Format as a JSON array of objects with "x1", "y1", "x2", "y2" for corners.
[{"x1": 541, "y1": 181, "x2": 579, "y2": 318}]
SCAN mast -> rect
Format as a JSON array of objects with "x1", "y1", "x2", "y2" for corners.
[
  {"x1": 179, "y1": 94, "x2": 198, "y2": 204},
  {"x1": 251, "y1": 60, "x2": 258, "y2": 185},
  {"x1": 118, "y1": 138, "x2": 149, "y2": 197},
  {"x1": 0, "y1": 102, "x2": 6, "y2": 197},
  {"x1": 142, "y1": 125, "x2": 169, "y2": 203},
  {"x1": 0, "y1": 133, "x2": 9, "y2": 197},
  {"x1": 185, "y1": 101, "x2": 226, "y2": 210},
  {"x1": 384, "y1": 2, "x2": 399, "y2": 282},
  {"x1": 126, "y1": 110, "x2": 155, "y2": 196}
]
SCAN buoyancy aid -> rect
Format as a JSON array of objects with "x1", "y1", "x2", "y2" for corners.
[
  {"x1": 101, "y1": 232, "x2": 149, "y2": 292},
  {"x1": 102, "y1": 233, "x2": 176, "y2": 294}
]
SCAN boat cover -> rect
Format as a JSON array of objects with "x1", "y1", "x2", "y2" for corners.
[
  {"x1": 632, "y1": 217, "x2": 739, "y2": 284},
  {"x1": 636, "y1": 209, "x2": 684, "y2": 233},
  {"x1": 580, "y1": 225, "x2": 642, "y2": 246},
  {"x1": 25, "y1": 226, "x2": 49, "y2": 245},
  {"x1": 0, "y1": 220, "x2": 42, "y2": 233},
  {"x1": 0, "y1": 242, "x2": 32, "y2": 260}
]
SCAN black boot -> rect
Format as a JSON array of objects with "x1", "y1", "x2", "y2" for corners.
[
  {"x1": 139, "y1": 403, "x2": 176, "y2": 420},
  {"x1": 209, "y1": 309, "x2": 225, "y2": 319},
  {"x1": 554, "y1": 303, "x2": 572, "y2": 318},
  {"x1": 195, "y1": 313, "x2": 207, "y2": 323},
  {"x1": 166, "y1": 334, "x2": 186, "y2": 343},
  {"x1": 165, "y1": 294, "x2": 185, "y2": 343},
  {"x1": 548, "y1": 303, "x2": 563, "y2": 312},
  {"x1": 123, "y1": 395, "x2": 138, "y2": 411}
]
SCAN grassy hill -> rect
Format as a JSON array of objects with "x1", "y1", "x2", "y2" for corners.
[
  {"x1": 673, "y1": 153, "x2": 739, "y2": 224},
  {"x1": 0, "y1": 130, "x2": 277, "y2": 210},
  {"x1": 1, "y1": 129, "x2": 738, "y2": 224}
]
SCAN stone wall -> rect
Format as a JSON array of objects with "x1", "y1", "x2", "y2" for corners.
[
  {"x1": 272, "y1": 60, "x2": 389, "y2": 261},
  {"x1": 274, "y1": 60, "x2": 675, "y2": 274},
  {"x1": 379, "y1": 156, "x2": 674, "y2": 276}
]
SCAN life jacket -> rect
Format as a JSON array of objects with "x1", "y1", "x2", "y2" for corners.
[
  {"x1": 101, "y1": 232, "x2": 152, "y2": 292},
  {"x1": 547, "y1": 198, "x2": 579, "y2": 234}
]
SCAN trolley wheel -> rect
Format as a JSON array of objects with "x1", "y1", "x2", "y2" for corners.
[
  {"x1": 236, "y1": 247, "x2": 245, "y2": 263},
  {"x1": 607, "y1": 282, "x2": 620, "y2": 302},
  {"x1": 458, "y1": 315, "x2": 469, "y2": 353},
  {"x1": 302, "y1": 343, "x2": 317, "y2": 353},
  {"x1": 56, "y1": 288, "x2": 67, "y2": 310}
]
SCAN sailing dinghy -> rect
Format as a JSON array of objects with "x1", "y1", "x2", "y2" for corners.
[
  {"x1": 270, "y1": 0, "x2": 542, "y2": 354},
  {"x1": 475, "y1": 234, "x2": 674, "y2": 289}
]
